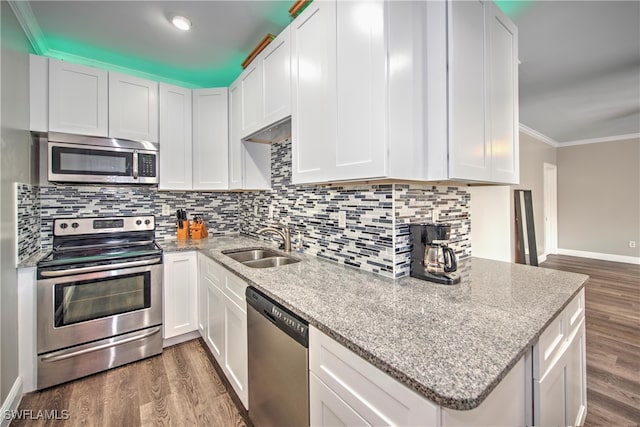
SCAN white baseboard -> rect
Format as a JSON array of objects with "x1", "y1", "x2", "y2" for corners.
[
  {"x1": 538, "y1": 253, "x2": 547, "y2": 263},
  {"x1": 556, "y1": 248, "x2": 640, "y2": 265},
  {"x1": 163, "y1": 330, "x2": 201, "y2": 348},
  {"x1": 0, "y1": 377, "x2": 23, "y2": 427}
]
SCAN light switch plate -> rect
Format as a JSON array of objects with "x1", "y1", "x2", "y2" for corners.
[{"x1": 338, "y1": 211, "x2": 346, "y2": 228}]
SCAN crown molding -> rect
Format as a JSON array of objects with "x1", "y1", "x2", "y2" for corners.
[
  {"x1": 557, "y1": 133, "x2": 640, "y2": 147},
  {"x1": 519, "y1": 124, "x2": 558, "y2": 147},
  {"x1": 8, "y1": 0, "x2": 49, "y2": 55},
  {"x1": 45, "y1": 49, "x2": 200, "y2": 89}
]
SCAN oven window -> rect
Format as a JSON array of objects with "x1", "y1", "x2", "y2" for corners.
[
  {"x1": 54, "y1": 272, "x2": 151, "y2": 327},
  {"x1": 51, "y1": 146, "x2": 133, "y2": 176}
]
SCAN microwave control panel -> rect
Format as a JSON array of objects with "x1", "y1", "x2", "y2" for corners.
[{"x1": 138, "y1": 154, "x2": 157, "y2": 177}]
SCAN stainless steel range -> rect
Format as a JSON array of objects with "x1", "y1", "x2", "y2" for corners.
[{"x1": 36, "y1": 215, "x2": 163, "y2": 389}]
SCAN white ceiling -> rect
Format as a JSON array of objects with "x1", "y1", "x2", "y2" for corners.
[
  {"x1": 13, "y1": 0, "x2": 640, "y2": 145},
  {"x1": 513, "y1": 0, "x2": 640, "y2": 144}
]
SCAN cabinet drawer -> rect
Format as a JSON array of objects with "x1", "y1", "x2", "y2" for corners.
[
  {"x1": 309, "y1": 327, "x2": 439, "y2": 426},
  {"x1": 565, "y1": 288, "x2": 585, "y2": 334},
  {"x1": 225, "y1": 273, "x2": 247, "y2": 310},
  {"x1": 200, "y1": 254, "x2": 223, "y2": 284}
]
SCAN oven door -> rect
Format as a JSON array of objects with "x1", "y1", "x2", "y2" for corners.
[{"x1": 37, "y1": 260, "x2": 162, "y2": 354}]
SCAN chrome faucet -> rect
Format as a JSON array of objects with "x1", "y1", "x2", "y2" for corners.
[{"x1": 257, "y1": 226, "x2": 292, "y2": 252}]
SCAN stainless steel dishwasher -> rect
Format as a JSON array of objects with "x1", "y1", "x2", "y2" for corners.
[{"x1": 246, "y1": 286, "x2": 309, "y2": 427}]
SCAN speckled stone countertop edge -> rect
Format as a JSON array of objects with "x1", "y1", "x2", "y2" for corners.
[
  {"x1": 17, "y1": 249, "x2": 50, "y2": 269},
  {"x1": 158, "y1": 236, "x2": 588, "y2": 410}
]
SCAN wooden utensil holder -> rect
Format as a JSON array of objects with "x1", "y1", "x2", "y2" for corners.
[{"x1": 177, "y1": 220, "x2": 190, "y2": 240}]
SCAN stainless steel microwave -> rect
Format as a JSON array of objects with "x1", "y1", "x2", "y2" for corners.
[{"x1": 47, "y1": 132, "x2": 159, "y2": 184}]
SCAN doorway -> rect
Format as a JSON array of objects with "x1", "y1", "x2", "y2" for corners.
[{"x1": 543, "y1": 163, "x2": 558, "y2": 256}]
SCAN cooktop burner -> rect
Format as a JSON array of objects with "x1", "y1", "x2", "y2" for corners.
[{"x1": 38, "y1": 215, "x2": 162, "y2": 270}]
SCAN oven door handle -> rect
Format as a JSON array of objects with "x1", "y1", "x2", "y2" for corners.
[
  {"x1": 40, "y1": 326, "x2": 162, "y2": 363},
  {"x1": 39, "y1": 257, "x2": 162, "y2": 277}
]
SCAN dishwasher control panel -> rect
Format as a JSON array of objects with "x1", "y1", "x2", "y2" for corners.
[{"x1": 246, "y1": 286, "x2": 308, "y2": 347}]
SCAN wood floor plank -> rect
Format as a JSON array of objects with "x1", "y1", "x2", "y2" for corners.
[
  {"x1": 543, "y1": 255, "x2": 640, "y2": 427},
  {"x1": 66, "y1": 371, "x2": 106, "y2": 426},
  {"x1": 102, "y1": 364, "x2": 141, "y2": 427}
]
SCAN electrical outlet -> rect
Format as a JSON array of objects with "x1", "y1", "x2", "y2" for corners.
[
  {"x1": 432, "y1": 209, "x2": 439, "y2": 222},
  {"x1": 630, "y1": 241, "x2": 637, "y2": 248},
  {"x1": 161, "y1": 205, "x2": 171, "y2": 216},
  {"x1": 254, "y1": 205, "x2": 258, "y2": 215},
  {"x1": 338, "y1": 211, "x2": 346, "y2": 228},
  {"x1": 268, "y1": 205, "x2": 274, "y2": 219}
]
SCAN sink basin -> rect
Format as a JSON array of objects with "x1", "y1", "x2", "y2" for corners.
[
  {"x1": 222, "y1": 248, "x2": 300, "y2": 268},
  {"x1": 242, "y1": 257, "x2": 300, "y2": 268},
  {"x1": 223, "y1": 248, "x2": 281, "y2": 263}
]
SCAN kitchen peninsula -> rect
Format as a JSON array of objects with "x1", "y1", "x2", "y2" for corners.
[{"x1": 160, "y1": 235, "x2": 588, "y2": 426}]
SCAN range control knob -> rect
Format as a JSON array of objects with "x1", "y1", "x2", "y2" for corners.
[
  {"x1": 144, "y1": 219, "x2": 151, "y2": 225},
  {"x1": 71, "y1": 222, "x2": 79, "y2": 229},
  {"x1": 59, "y1": 223, "x2": 68, "y2": 229},
  {"x1": 136, "y1": 219, "x2": 142, "y2": 226}
]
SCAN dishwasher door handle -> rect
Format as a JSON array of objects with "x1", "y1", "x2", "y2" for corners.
[{"x1": 264, "y1": 310, "x2": 279, "y2": 325}]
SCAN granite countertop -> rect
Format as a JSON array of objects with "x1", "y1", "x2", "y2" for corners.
[{"x1": 160, "y1": 235, "x2": 589, "y2": 410}]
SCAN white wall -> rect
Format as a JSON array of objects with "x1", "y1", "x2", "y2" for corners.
[
  {"x1": 470, "y1": 186, "x2": 513, "y2": 262},
  {"x1": 557, "y1": 138, "x2": 640, "y2": 261},
  {"x1": 1, "y1": 2, "x2": 33, "y2": 403}
]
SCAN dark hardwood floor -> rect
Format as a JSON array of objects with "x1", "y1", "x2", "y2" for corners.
[
  {"x1": 12, "y1": 339, "x2": 247, "y2": 427},
  {"x1": 541, "y1": 254, "x2": 640, "y2": 427},
  {"x1": 13, "y1": 255, "x2": 639, "y2": 426}
]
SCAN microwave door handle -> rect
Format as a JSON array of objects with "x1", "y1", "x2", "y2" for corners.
[{"x1": 133, "y1": 150, "x2": 139, "y2": 179}]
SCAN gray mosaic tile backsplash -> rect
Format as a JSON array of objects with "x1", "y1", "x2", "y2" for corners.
[
  {"x1": 16, "y1": 183, "x2": 41, "y2": 263},
  {"x1": 239, "y1": 140, "x2": 395, "y2": 276},
  {"x1": 394, "y1": 184, "x2": 471, "y2": 278},
  {"x1": 17, "y1": 139, "x2": 471, "y2": 278},
  {"x1": 39, "y1": 186, "x2": 238, "y2": 248}
]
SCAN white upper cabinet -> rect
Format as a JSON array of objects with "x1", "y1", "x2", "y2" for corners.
[
  {"x1": 448, "y1": 0, "x2": 519, "y2": 184},
  {"x1": 49, "y1": 59, "x2": 109, "y2": 137},
  {"x1": 260, "y1": 26, "x2": 291, "y2": 126},
  {"x1": 192, "y1": 88, "x2": 229, "y2": 190},
  {"x1": 291, "y1": 0, "x2": 519, "y2": 185},
  {"x1": 109, "y1": 72, "x2": 158, "y2": 142},
  {"x1": 240, "y1": 27, "x2": 292, "y2": 139},
  {"x1": 159, "y1": 83, "x2": 193, "y2": 190},
  {"x1": 229, "y1": 74, "x2": 271, "y2": 190},
  {"x1": 291, "y1": 0, "x2": 337, "y2": 183},
  {"x1": 228, "y1": 80, "x2": 243, "y2": 190}
]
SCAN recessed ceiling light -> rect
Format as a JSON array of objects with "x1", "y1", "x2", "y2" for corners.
[{"x1": 172, "y1": 15, "x2": 192, "y2": 31}]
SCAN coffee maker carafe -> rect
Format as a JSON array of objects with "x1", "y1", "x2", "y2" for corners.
[{"x1": 410, "y1": 223, "x2": 460, "y2": 285}]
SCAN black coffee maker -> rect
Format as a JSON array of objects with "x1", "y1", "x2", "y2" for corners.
[{"x1": 410, "y1": 223, "x2": 460, "y2": 285}]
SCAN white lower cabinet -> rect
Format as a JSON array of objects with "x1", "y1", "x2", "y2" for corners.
[
  {"x1": 309, "y1": 326, "x2": 440, "y2": 426},
  {"x1": 197, "y1": 253, "x2": 249, "y2": 409},
  {"x1": 163, "y1": 252, "x2": 198, "y2": 339},
  {"x1": 533, "y1": 289, "x2": 587, "y2": 427}
]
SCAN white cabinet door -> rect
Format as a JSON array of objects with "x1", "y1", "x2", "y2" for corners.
[
  {"x1": 197, "y1": 258, "x2": 206, "y2": 335},
  {"x1": 109, "y1": 72, "x2": 158, "y2": 142},
  {"x1": 448, "y1": 0, "x2": 519, "y2": 184},
  {"x1": 224, "y1": 296, "x2": 248, "y2": 408},
  {"x1": 159, "y1": 83, "x2": 193, "y2": 190},
  {"x1": 204, "y1": 275, "x2": 225, "y2": 363},
  {"x1": 261, "y1": 26, "x2": 291, "y2": 126},
  {"x1": 310, "y1": 372, "x2": 369, "y2": 427},
  {"x1": 565, "y1": 319, "x2": 587, "y2": 427},
  {"x1": 228, "y1": 79, "x2": 243, "y2": 189},
  {"x1": 192, "y1": 88, "x2": 229, "y2": 190},
  {"x1": 333, "y1": 0, "x2": 386, "y2": 181},
  {"x1": 487, "y1": 4, "x2": 519, "y2": 184},
  {"x1": 49, "y1": 59, "x2": 108, "y2": 136},
  {"x1": 163, "y1": 252, "x2": 198, "y2": 339},
  {"x1": 534, "y1": 351, "x2": 567, "y2": 427},
  {"x1": 291, "y1": 0, "x2": 337, "y2": 184},
  {"x1": 448, "y1": 0, "x2": 491, "y2": 182},
  {"x1": 240, "y1": 63, "x2": 262, "y2": 137}
]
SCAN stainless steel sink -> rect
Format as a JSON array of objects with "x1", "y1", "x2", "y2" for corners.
[{"x1": 222, "y1": 248, "x2": 300, "y2": 268}]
